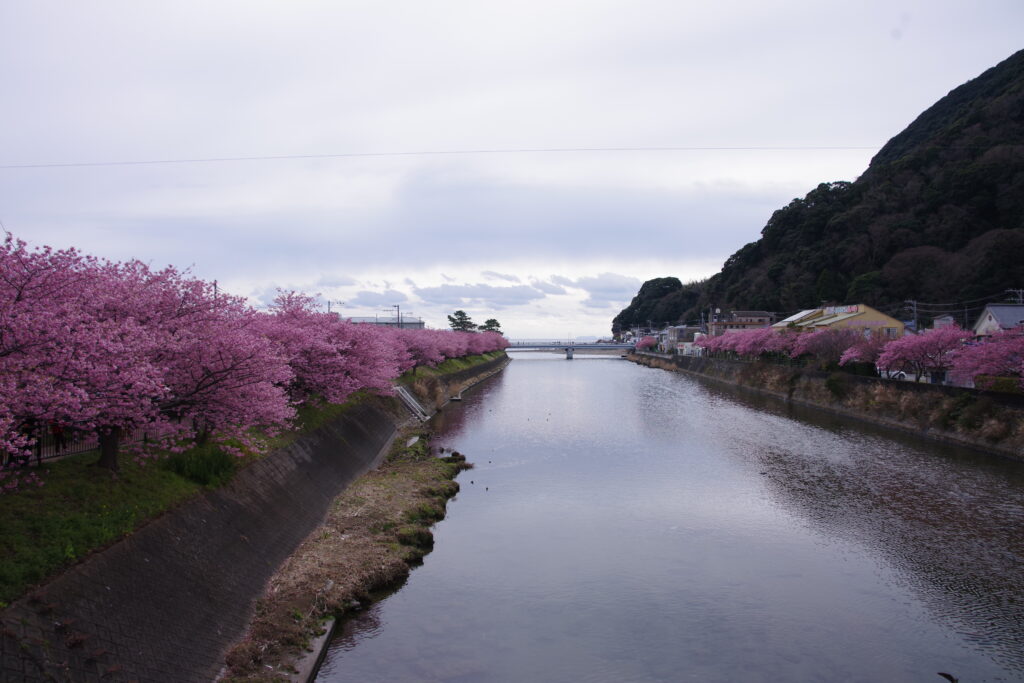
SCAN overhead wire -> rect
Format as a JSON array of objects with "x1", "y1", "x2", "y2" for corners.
[
  {"x1": 0, "y1": 145, "x2": 882, "y2": 170},
  {"x1": 905, "y1": 290, "x2": 1017, "y2": 307}
]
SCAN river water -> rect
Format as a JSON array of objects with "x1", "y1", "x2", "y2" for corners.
[{"x1": 316, "y1": 354, "x2": 1024, "y2": 682}]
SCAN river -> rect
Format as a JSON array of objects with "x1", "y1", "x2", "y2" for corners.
[{"x1": 316, "y1": 353, "x2": 1024, "y2": 682}]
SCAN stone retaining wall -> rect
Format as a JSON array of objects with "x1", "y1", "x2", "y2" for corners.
[{"x1": 631, "y1": 352, "x2": 1024, "y2": 461}]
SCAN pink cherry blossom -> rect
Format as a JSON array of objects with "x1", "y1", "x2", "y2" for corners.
[
  {"x1": 949, "y1": 327, "x2": 1024, "y2": 388},
  {"x1": 1, "y1": 235, "x2": 511, "y2": 488},
  {"x1": 876, "y1": 325, "x2": 973, "y2": 382}
]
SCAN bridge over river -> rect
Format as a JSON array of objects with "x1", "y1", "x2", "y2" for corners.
[{"x1": 507, "y1": 341, "x2": 634, "y2": 358}]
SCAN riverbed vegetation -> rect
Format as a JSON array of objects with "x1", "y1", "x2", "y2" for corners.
[{"x1": 221, "y1": 429, "x2": 472, "y2": 681}]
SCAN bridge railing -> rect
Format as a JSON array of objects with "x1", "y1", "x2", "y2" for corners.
[{"x1": 507, "y1": 342, "x2": 635, "y2": 350}]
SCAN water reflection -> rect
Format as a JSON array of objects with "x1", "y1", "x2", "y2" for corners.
[{"x1": 318, "y1": 356, "x2": 1024, "y2": 682}]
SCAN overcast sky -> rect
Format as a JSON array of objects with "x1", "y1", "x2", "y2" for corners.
[{"x1": 1, "y1": 1, "x2": 1021, "y2": 338}]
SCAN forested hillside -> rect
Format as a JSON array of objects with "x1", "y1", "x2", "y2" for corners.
[{"x1": 614, "y1": 48, "x2": 1024, "y2": 333}]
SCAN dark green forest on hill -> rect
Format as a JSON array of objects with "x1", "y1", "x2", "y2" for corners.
[{"x1": 614, "y1": 48, "x2": 1024, "y2": 333}]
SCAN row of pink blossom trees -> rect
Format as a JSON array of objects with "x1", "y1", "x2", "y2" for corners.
[
  {"x1": 0, "y1": 236, "x2": 508, "y2": 480},
  {"x1": 695, "y1": 324, "x2": 1024, "y2": 387}
]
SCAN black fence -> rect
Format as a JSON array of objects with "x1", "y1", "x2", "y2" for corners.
[{"x1": 2, "y1": 425, "x2": 149, "y2": 468}]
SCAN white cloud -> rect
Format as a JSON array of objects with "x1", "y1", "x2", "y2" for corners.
[
  {"x1": 413, "y1": 283, "x2": 547, "y2": 310},
  {"x1": 570, "y1": 273, "x2": 644, "y2": 309},
  {"x1": 348, "y1": 289, "x2": 408, "y2": 307},
  {"x1": 530, "y1": 278, "x2": 568, "y2": 295},
  {"x1": 316, "y1": 274, "x2": 357, "y2": 287},
  {"x1": 482, "y1": 270, "x2": 521, "y2": 283}
]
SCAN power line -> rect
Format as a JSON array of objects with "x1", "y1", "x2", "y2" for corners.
[
  {"x1": 904, "y1": 290, "x2": 1016, "y2": 308},
  {"x1": 0, "y1": 145, "x2": 882, "y2": 171}
]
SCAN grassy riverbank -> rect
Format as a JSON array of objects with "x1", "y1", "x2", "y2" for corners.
[
  {"x1": 0, "y1": 352, "x2": 505, "y2": 607},
  {"x1": 222, "y1": 431, "x2": 471, "y2": 681},
  {"x1": 0, "y1": 396, "x2": 371, "y2": 607}
]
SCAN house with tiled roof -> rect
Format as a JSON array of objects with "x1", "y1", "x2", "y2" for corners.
[
  {"x1": 707, "y1": 310, "x2": 776, "y2": 336},
  {"x1": 972, "y1": 304, "x2": 1024, "y2": 336}
]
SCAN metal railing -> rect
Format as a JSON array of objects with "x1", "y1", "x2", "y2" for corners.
[{"x1": 2, "y1": 425, "x2": 150, "y2": 468}]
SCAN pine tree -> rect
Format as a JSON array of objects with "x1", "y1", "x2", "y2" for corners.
[{"x1": 447, "y1": 310, "x2": 477, "y2": 332}]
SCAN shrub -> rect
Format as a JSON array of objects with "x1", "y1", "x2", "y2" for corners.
[
  {"x1": 161, "y1": 444, "x2": 238, "y2": 486},
  {"x1": 824, "y1": 372, "x2": 850, "y2": 399}
]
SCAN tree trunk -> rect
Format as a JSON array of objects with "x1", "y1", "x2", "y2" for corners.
[
  {"x1": 195, "y1": 423, "x2": 212, "y2": 447},
  {"x1": 96, "y1": 426, "x2": 122, "y2": 472}
]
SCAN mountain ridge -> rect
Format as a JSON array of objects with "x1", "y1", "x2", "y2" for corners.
[{"x1": 614, "y1": 48, "x2": 1024, "y2": 334}]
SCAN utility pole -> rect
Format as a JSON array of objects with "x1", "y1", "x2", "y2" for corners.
[
  {"x1": 905, "y1": 299, "x2": 918, "y2": 331},
  {"x1": 326, "y1": 300, "x2": 344, "y2": 316},
  {"x1": 393, "y1": 304, "x2": 401, "y2": 328}
]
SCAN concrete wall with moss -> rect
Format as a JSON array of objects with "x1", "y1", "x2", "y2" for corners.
[
  {"x1": 630, "y1": 352, "x2": 1024, "y2": 461},
  {"x1": 405, "y1": 352, "x2": 510, "y2": 411}
]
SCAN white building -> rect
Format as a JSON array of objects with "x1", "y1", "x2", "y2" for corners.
[{"x1": 972, "y1": 304, "x2": 1024, "y2": 336}]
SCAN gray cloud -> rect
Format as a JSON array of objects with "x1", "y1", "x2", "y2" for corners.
[
  {"x1": 550, "y1": 275, "x2": 575, "y2": 287},
  {"x1": 530, "y1": 278, "x2": 568, "y2": 295},
  {"x1": 413, "y1": 283, "x2": 547, "y2": 309},
  {"x1": 571, "y1": 272, "x2": 643, "y2": 308},
  {"x1": 348, "y1": 289, "x2": 408, "y2": 307},
  {"x1": 482, "y1": 270, "x2": 521, "y2": 283}
]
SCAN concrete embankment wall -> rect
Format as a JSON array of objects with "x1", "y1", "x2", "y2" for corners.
[
  {"x1": 630, "y1": 352, "x2": 1024, "y2": 461},
  {"x1": 406, "y1": 352, "x2": 510, "y2": 412},
  {"x1": 0, "y1": 354, "x2": 508, "y2": 682}
]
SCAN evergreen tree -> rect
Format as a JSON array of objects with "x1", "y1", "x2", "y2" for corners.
[
  {"x1": 479, "y1": 318, "x2": 502, "y2": 333},
  {"x1": 447, "y1": 309, "x2": 477, "y2": 332}
]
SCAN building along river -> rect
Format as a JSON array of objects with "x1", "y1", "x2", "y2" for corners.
[{"x1": 316, "y1": 352, "x2": 1024, "y2": 682}]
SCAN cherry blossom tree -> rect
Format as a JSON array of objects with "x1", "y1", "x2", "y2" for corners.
[
  {"x1": 876, "y1": 325, "x2": 973, "y2": 382},
  {"x1": 695, "y1": 328, "x2": 795, "y2": 359},
  {"x1": 949, "y1": 328, "x2": 1024, "y2": 388},
  {"x1": 635, "y1": 336, "x2": 657, "y2": 350},
  {"x1": 1, "y1": 234, "x2": 513, "y2": 488},
  {"x1": 789, "y1": 328, "x2": 864, "y2": 368},
  {"x1": 730, "y1": 328, "x2": 780, "y2": 357},
  {"x1": 0, "y1": 238, "x2": 169, "y2": 470},
  {"x1": 157, "y1": 306, "x2": 294, "y2": 448},
  {"x1": 396, "y1": 328, "x2": 445, "y2": 369},
  {"x1": 838, "y1": 333, "x2": 890, "y2": 368},
  {"x1": 259, "y1": 291, "x2": 406, "y2": 405}
]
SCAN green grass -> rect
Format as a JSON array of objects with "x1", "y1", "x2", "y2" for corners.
[
  {"x1": 0, "y1": 401, "x2": 356, "y2": 605},
  {"x1": 397, "y1": 351, "x2": 504, "y2": 385},
  {"x1": 0, "y1": 452, "x2": 200, "y2": 605}
]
